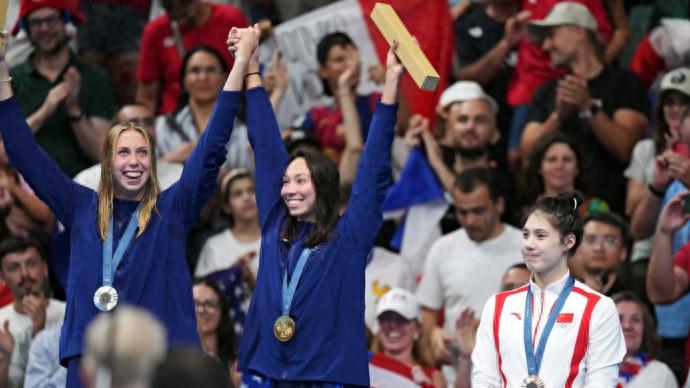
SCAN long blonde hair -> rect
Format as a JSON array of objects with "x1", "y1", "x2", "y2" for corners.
[{"x1": 97, "y1": 123, "x2": 160, "y2": 240}]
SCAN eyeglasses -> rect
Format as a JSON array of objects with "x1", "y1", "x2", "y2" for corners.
[
  {"x1": 583, "y1": 235, "x2": 621, "y2": 248},
  {"x1": 26, "y1": 14, "x2": 63, "y2": 30},
  {"x1": 194, "y1": 299, "x2": 220, "y2": 311}
]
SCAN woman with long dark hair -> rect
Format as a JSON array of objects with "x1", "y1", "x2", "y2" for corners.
[
  {"x1": 0, "y1": 26, "x2": 261, "y2": 387},
  {"x1": 234, "y1": 27, "x2": 404, "y2": 385},
  {"x1": 193, "y1": 278, "x2": 236, "y2": 365},
  {"x1": 472, "y1": 192, "x2": 626, "y2": 387}
]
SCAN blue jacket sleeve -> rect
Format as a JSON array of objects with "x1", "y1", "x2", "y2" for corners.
[
  {"x1": 245, "y1": 87, "x2": 289, "y2": 228},
  {"x1": 0, "y1": 97, "x2": 79, "y2": 226},
  {"x1": 341, "y1": 101, "x2": 397, "y2": 247},
  {"x1": 173, "y1": 91, "x2": 241, "y2": 226}
]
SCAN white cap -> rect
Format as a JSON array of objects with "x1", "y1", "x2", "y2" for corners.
[
  {"x1": 528, "y1": 2, "x2": 598, "y2": 34},
  {"x1": 375, "y1": 288, "x2": 420, "y2": 321},
  {"x1": 661, "y1": 67, "x2": 690, "y2": 97},
  {"x1": 439, "y1": 81, "x2": 498, "y2": 112}
]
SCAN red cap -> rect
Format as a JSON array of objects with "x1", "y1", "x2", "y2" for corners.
[{"x1": 12, "y1": 0, "x2": 86, "y2": 35}]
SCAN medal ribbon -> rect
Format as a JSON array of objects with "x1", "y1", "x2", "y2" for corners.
[
  {"x1": 102, "y1": 208, "x2": 140, "y2": 287},
  {"x1": 281, "y1": 247, "x2": 313, "y2": 316},
  {"x1": 523, "y1": 275, "x2": 575, "y2": 376}
]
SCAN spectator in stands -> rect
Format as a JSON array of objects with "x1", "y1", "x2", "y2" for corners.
[
  {"x1": 648, "y1": 190, "x2": 690, "y2": 382},
  {"x1": 507, "y1": 0, "x2": 628, "y2": 166},
  {"x1": 195, "y1": 169, "x2": 260, "y2": 279},
  {"x1": 614, "y1": 291, "x2": 678, "y2": 388},
  {"x1": 10, "y1": 0, "x2": 115, "y2": 178},
  {"x1": 155, "y1": 46, "x2": 228, "y2": 163},
  {"x1": 81, "y1": 305, "x2": 166, "y2": 388},
  {"x1": 416, "y1": 168, "x2": 521, "y2": 383},
  {"x1": 521, "y1": 1, "x2": 648, "y2": 215},
  {"x1": 151, "y1": 347, "x2": 231, "y2": 388},
  {"x1": 404, "y1": 81, "x2": 502, "y2": 193},
  {"x1": 520, "y1": 131, "x2": 609, "y2": 217},
  {"x1": 298, "y1": 32, "x2": 384, "y2": 164},
  {"x1": 369, "y1": 288, "x2": 445, "y2": 388},
  {"x1": 629, "y1": 67, "x2": 690, "y2": 242},
  {"x1": 192, "y1": 279, "x2": 235, "y2": 368},
  {"x1": 74, "y1": 103, "x2": 183, "y2": 190},
  {"x1": 572, "y1": 213, "x2": 638, "y2": 300},
  {"x1": 0, "y1": 236, "x2": 65, "y2": 388},
  {"x1": 136, "y1": 0, "x2": 247, "y2": 115},
  {"x1": 453, "y1": 0, "x2": 528, "y2": 165}
]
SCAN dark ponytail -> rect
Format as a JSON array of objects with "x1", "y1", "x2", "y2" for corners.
[{"x1": 524, "y1": 191, "x2": 584, "y2": 255}]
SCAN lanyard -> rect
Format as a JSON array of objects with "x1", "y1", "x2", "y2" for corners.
[
  {"x1": 523, "y1": 275, "x2": 575, "y2": 376},
  {"x1": 281, "y1": 247, "x2": 313, "y2": 316},
  {"x1": 102, "y1": 208, "x2": 140, "y2": 287}
]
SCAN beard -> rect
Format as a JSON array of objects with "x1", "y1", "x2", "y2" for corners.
[{"x1": 30, "y1": 33, "x2": 70, "y2": 58}]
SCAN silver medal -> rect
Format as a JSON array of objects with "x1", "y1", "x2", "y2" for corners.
[{"x1": 93, "y1": 285, "x2": 119, "y2": 311}]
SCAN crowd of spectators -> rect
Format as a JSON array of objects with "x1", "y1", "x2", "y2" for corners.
[{"x1": 1, "y1": 0, "x2": 690, "y2": 387}]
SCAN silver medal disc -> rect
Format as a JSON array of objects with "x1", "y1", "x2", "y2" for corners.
[{"x1": 93, "y1": 285, "x2": 119, "y2": 311}]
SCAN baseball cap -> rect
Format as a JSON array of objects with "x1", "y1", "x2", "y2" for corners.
[
  {"x1": 528, "y1": 2, "x2": 597, "y2": 42},
  {"x1": 12, "y1": 0, "x2": 86, "y2": 35},
  {"x1": 375, "y1": 288, "x2": 420, "y2": 321},
  {"x1": 439, "y1": 81, "x2": 498, "y2": 113},
  {"x1": 660, "y1": 67, "x2": 690, "y2": 97}
]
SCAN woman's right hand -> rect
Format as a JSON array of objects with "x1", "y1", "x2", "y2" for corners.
[{"x1": 227, "y1": 24, "x2": 261, "y2": 65}]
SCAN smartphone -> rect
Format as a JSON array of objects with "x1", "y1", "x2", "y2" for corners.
[
  {"x1": 684, "y1": 195, "x2": 690, "y2": 215},
  {"x1": 673, "y1": 142, "x2": 690, "y2": 158}
]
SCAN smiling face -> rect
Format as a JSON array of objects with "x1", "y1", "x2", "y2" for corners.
[
  {"x1": 281, "y1": 158, "x2": 317, "y2": 222},
  {"x1": 26, "y1": 8, "x2": 69, "y2": 56},
  {"x1": 617, "y1": 300, "x2": 644, "y2": 356},
  {"x1": 446, "y1": 100, "x2": 498, "y2": 152},
  {"x1": 377, "y1": 311, "x2": 419, "y2": 356},
  {"x1": 193, "y1": 283, "x2": 222, "y2": 337},
  {"x1": 112, "y1": 130, "x2": 152, "y2": 201},
  {"x1": 541, "y1": 25, "x2": 581, "y2": 68},
  {"x1": 662, "y1": 91, "x2": 690, "y2": 133},
  {"x1": 183, "y1": 50, "x2": 226, "y2": 105},
  {"x1": 521, "y1": 212, "x2": 573, "y2": 279},
  {"x1": 540, "y1": 142, "x2": 578, "y2": 193}
]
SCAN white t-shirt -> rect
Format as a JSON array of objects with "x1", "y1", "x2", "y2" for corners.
[
  {"x1": 472, "y1": 274, "x2": 626, "y2": 388},
  {"x1": 195, "y1": 229, "x2": 261, "y2": 278},
  {"x1": 364, "y1": 247, "x2": 416, "y2": 333},
  {"x1": 0, "y1": 299, "x2": 65, "y2": 388},
  {"x1": 623, "y1": 139, "x2": 656, "y2": 262},
  {"x1": 416, "y1": 225, "x2": 522, "y2": 332},
  {"x1": 624, "y1": 359, "x2": 678, "y2": 388},
  {"x1": 73, "y1": 162, "x2": 184, "y2": 191}
]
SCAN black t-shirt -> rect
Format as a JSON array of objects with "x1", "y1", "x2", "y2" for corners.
[
  {"x1": 454, "y1": 4, "x2": 516, "y2": 136},
  {"x1": 528, "y1": 65, "x2": 649, "y2": 214}
]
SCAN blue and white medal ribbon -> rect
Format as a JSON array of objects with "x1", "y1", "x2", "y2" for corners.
[
  {"x1": 522, "y1": 275, "x2": 575, "y2": 388},
  {"x1": 274, "y1": 247, "x2": 313, "y2": 342},
  {"x1": 94, "y1": 208, "x2": 140, "y2": 312}
]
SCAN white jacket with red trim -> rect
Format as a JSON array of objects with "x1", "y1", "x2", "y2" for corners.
[{"x1": 472, "y1": 273, "x2": 626, "y2": 388}]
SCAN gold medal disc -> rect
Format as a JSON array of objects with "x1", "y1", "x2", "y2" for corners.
[{"x1": 274, "y1": 315, "x2": 296, "y2": 342}]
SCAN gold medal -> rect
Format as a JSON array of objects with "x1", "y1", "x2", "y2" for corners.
[
  {"x1": 521, "y1": 375, "x2": 545, "y2": 388},
  {"x1": 274, "y1": 315, "x2": 296, "y2": 342}
]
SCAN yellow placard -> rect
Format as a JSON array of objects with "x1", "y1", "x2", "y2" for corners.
[{"x1": 370, "y1": 3, "x2": 440, "y2": 91}]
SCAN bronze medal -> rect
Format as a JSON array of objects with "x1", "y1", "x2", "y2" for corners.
[{"x1": 274, "y1": 315, "x2": 296, "y2": 342}]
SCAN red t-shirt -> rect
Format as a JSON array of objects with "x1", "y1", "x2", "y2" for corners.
[
  {"x1": 673, "y1": 243, "x2": 690, "y2": 380},
  {"x1": 507, "y1": 0, "x2": 612, "y2": 106},
  {"x1": 137, "y1": 3, "x2": 248, "y2": 114}
]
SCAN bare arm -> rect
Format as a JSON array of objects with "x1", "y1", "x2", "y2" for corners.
[
  {"x1": 404, "y1": 114, "x2": 455, "y2": 192},
  {"x1": 629, "y1": 188, "x2": 662, "y2": 240},
  {"x1": 604, "y1": 0, "x2": 631, "y2": 63},
  {"x1": 9, "y1": 181, "x2": 54, "y2": 230},
  {"x1": 520, "y1": 113, "x2": 561, "y2": 159},
  {"x1": 337, "y1": 51, "x2": 363, "y2": 186},
  {"x1": 625, "y1": 178, "x2": 645, "y2": 218},
  {"x1": 586, "y1": 108, "x2": 647, "y2": 163},
  {"x1": 647, "y1": 193, "x2": 690, "y2": 304}
]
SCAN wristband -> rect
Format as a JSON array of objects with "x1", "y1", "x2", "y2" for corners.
[
  {"x1": 68, "y1": 110, "x2": 84, "y2": 122},
  {"x1": 648, "y1": 183, "x2": 666, "y2": 198},
  {"x1": 244, "y1": 72, "x2": 261, "y2": 79}
]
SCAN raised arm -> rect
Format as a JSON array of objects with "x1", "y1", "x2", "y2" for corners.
[
  {"x1": 239, "y1": 31, "x2": 290, "y2": 227},
  {"x1": 342, "y1": 42, "x2": 402, "y2": 244},
  {"x1": 0, "y1": 31, "x2": 78, "y2": 225},
  {"x1": 175, "y1": 25, "x2": 260, "y2": 225}
]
